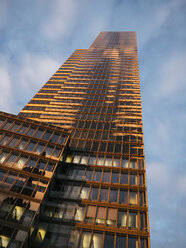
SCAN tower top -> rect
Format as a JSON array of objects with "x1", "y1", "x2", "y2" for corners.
[{"x1": 90, "y1": 31, "x2": 137, "y2": 49}]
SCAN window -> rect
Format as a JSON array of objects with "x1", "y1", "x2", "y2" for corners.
[
  {"x1": 139, "y1": 174, "x2": 144, "y2": 186},
  {"x1": 43, "y1": 131, "x2": 52, "y2": 141},
  {"x1": 102, "y1": 171, "x2": 110, "y2": 183},
  {"x1": 73, "y1": 155, "x2": 81, "y2": 164},
  {"x1": 0, "y1": 151, "x2": 9, "y2": 164},
  {"x1": 118, "y1": 211, "x2": 127, "y2": 227},
  {"x1": 111, "y1": 172, "x2": 119, "y2": 184},
  {"x1": 35, "y1": 143, "x2": 45, "y2": 154},
  {"x1": 96, "y1": 207, "x2": 106, "y2": 224},
  {"x1": 27, "y1": 127, "x2": 36, "y2": 136},
  {"x1": 97, "y1": 157, "x2": 104, "y2": 166},
  {"x1": 138, "y1": 159, "x2": 144, "y2": 169},
  {"x1": 5, "y1": 153, "x2": 18, "y2": 167},
  {"x1": 18, "y1": 125, "x2": 28, "y2": 134},
  {"x1": 121, "y1": 159, "x2": 128, "y2": 168},
  {"x1": 71, "y1": 186, "x2": 81, "y2": 198},
  {"x1": 17, "y1": 139, "x2": 28, "y2": 150},
  {"x1": 45, "y1": 145, "x2": 54, "y2": 156},
  {"x1": 130, "y1": 160, "x2": 137, "y2": 169},
  {"x1": 15, "y1": 156, "x2": 28, "y2": 169},
  {"x1": 93, "y1": 170, "x2": 102, "y2": 181},
  {"x1": 34, "y1": 128, "x2": 44, "y2": 139},
  {"x1": 130, "y1": 175, "x2": 137, "y2": 185},
  {"x1": 113, "y1": 158, "x2": 120, "y2": 167},
  {"x1": 80, "y1": 232, "x2": 91, "y2": 248},
  {"x1": 80, "y1": 186, "x2": 89, "y2": 199},
  {"x1": 129, "y1": 212, "x2": 138, "y2": 229},
  {"x1": 128, "y1": 237, "x2": 138, "y2": 248},
  {"x1": 104, "y1": 234, "x2": 114, "y2": 248},
  {"x1": 129, "y1": 191, "x2": 137, "y2": 204},
  {"x1": 109, "y1": 189, "x2": 118, "y2": 202},
  {"x1": 107, "y1": 208, "x2": 117, "y2": 225},
  {"x1": 116, "y1": 236, "x2": 126, "y2": 248},
  {"x1": 90, "y1": 187, "x2": 99, "y2": 200},
  {"x1": 85, "y1": 205, "x2": 96, "y2": 223},
  {"x1": 85, "y1": 169, "x2": 93, "y2": 181},
  {"x1": 26, "y1": 142, "x2": 37, "y2": 152},
  {"x1": 81, "y1": 156, "x2": 89, "y2": 164},
  {"x1": 91, "y1": 233, "x2": 102, "y2": 248},
  {"x1": 99, "y1": 188, "x2": 108, "y2": 202},
  {"x1": 51, "y1": 132, "x2": 60, "y2": 143},
  {"x1": 120, "y1": 173, "x2": 128, "y2": 184},
  {"x1": 68, "y1": 230, "x2": 80, "y2": 248},
  {"x1": 105, "y1": 157, "x2": 112, "y2": 167},
  {"x1": 119, "y1": 190, "x2": 127, "y2": 204},
  {"x1": 63, "y1": 205, "x2": 76, "y2": 220},
  {"x1": 0, "y1": 135, "x2": 11, "y2": 145},
  {"x1": 7, "y1": 137, "x2": 20, "y2": 148},
  {"x1": 89, "y1": 156, "x2": 96, "y2": 165}
]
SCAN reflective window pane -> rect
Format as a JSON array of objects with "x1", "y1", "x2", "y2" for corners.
[
  {"x1": 120, "y1": 173, "x2": 128, "y2": 184},
  {"x1": 129, "y1": 191, "x2": 137, "y2": 204},
  {"x1": 116, "y1": 236, "x2": 126, "y2": 248},
  {"x1": 118, "y1": 211, "x2": 127, "y2": 227},
  {"x1": 80, "y1": 232, "x2": 91, "y2": 248},
  {"x1": 109, "y1": 189, "x2": 118, "y2": 202},
  {"x1": 119, "y1": 190, "x2": 127, "y2": 204},
  {"x1": 111, "y1": 172, "x2": 119, "y2": 184},
  {"x1": 99, "y1": 188, "x2": 108, "y2": 202},
  {"x1": 91, "y1": 233, "x2": 102, "y2": 248},
  {"x1": 90, "y1": 187, "x2": 99, "y2": 200},
  {"x1": 103, "y1": 234, "x2": 114, "y2": 248},
  {"x1": 102, "y1": 171, "x2": 110, "y2": 183},
  {"x1": 128, "y1": 237, "x2": 138, "y2": 248}
]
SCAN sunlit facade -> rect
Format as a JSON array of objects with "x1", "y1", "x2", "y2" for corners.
[{"x1": 0, "y1": 32, "x2": 150, "y2": 248}]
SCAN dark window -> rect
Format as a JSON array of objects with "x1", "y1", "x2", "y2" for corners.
[
  {"x1": 109, "y1": 189, "x2": 118, "y2": 202},
  {"x1": 99, "y1": 188, "x2": 108, "y2": 202},
  {"x1": 90, "y1": 187, "x2": 99, "y2": 200},
  {"x1": 111, "y1": 172, "x2": 119, "y2": 184},
  {"x1": 93, "y1": 170, "x2": 102, "y2": 181},
  {"x1": 119, "y1": 190, "x2": 127, "y2": 204},
  {"x1": 128, "y1": 237, "x2": 138, "y2": 248},
  {"x1": 104, "y1": 234, "x2": 114, "y2": 248},
  {"x1": 120, "y1": 173, "x2": 128, "y2": 184},
  {"x1": 102, "y1": 171, "x2": 110, "y2": 183},
  {"x1": 116, "y1": 236, "x2": 126, "y2": 248}
]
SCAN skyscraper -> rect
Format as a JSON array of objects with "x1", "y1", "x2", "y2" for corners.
[{"x1": 0, "y1": 32, "x2": 150, "y2": 248}]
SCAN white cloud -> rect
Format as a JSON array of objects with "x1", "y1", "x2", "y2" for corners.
[
  {"x1": 41, "y1": 0, "x2": 78, "y2": 39},
  {"x1": 0, "y1": 67, "x2": 12, "y2": 112},
  {"x1": 158, "y1": 51, "x2": 186, "y2": 97},
  {"x1": 12, "y1": 53, "x2": 60, "y2": 111}
]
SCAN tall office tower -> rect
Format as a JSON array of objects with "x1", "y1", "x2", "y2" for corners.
[{"x1": 1, "y1": 32, "x2": 150, "y2": 248}]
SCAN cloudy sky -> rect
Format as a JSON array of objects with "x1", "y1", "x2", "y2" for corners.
[{"x1": 0, "y1": 0, "x2": 186, "y2": 247}]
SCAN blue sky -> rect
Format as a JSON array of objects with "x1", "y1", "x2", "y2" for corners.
[{"x1": 0, "y1": 0, "x2": 186, "y2": 247}]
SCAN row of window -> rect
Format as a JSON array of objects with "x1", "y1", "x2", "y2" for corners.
[
  {"x1": 0, "y1": 195, "x2": 36, "y2": 226},
  {"x1": 75, "y1": 121, "x2": 142, "y2": 131},
  {"x1": 32, "y1": 225, "x2": 148, "y2": 248},
  {"x1": 70, "y1": 139, "x2": 143, "y2": 155},
  {"x1": 0, "y1": 151, "x2": 56, "y2": 173},
  {"x1": 0, "y1": 134, "x2": 62, "y2": 159},
  {"x1": 42, "y1": 200, "x2": 147, "y2": 230},
  {"x1": 54, "y1": 183, "x2": 146, "y2": 205},
  {"x1": 0, "y1": 170, "x2": 47, "y2": 200},
  {"x1": 66, "y1": 166, "x2": 144, "y2": 186},
  {"x1": 65, "y1": 154, "x2": 144, "y2": 169},
  {"x1": 0, "y1": 119, "x2": 66, "y2": 145},
  {"x1": 72, "y1": 130, "x2": 143, "y2": 143}
]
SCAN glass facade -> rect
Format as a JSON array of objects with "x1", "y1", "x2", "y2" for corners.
[{"x1": 0, "y1": 32, "x2": 150, "y2": 247}]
